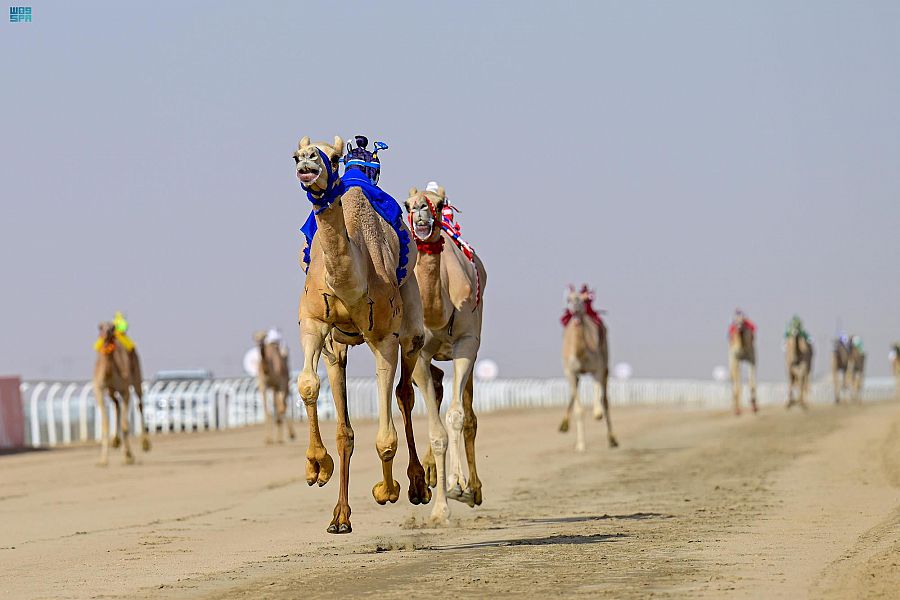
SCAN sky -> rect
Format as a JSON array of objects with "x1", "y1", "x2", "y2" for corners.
[{"x1": 1, "y1": 1, "x2": 898, "y2": 382}]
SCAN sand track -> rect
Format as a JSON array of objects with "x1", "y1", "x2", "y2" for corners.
[{"x1": 2, "y1": 400, "x2": 898, "y2": 599}]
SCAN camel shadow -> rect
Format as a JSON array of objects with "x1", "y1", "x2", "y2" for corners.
[
  {"x1": 429, "y1": 532, "x2": 626, "y2": 551},
  {"x1": 527, "y1": 512, "x2": 672, "y2": 525}
]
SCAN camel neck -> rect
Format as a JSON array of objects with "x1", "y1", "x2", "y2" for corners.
[
  {"x1": 415, "y1": 249, "x2": 449, "y2": 329},
  {"x1": 314, "y1": 196, "x2": 367, "y2": 303}
]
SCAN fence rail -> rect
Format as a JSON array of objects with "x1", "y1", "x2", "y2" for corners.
[{"x1": 16, "y1": 376, "x2": 897, "y2": 448}]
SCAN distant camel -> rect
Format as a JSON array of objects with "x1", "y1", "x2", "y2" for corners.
[
  {"x1": 559, "y1": 285, "x2": 617, "y2": 451},
  {"x1": 728, "y1": 310, "x2": 757, "y2": 415},
  {"x1": 784, "y1": 318, "x2": 813, "y2": 410},
  {"x1": 891, "y1": 343, "x2": 900, "y2": 400},
  {"x1": 93, "y1": 322, "x2": 149, "y2": 465},
  {"x1": 254, "y1": 330, "x2": 296, "y2": 444}
]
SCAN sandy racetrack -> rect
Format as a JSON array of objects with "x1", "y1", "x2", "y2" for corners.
[{"x1": 2, "y1": 400, "x2": 899, "y2": 599}]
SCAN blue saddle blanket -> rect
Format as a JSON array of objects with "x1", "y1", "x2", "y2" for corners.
[{"x1": 300, "y1": 169, "x2": 409, "y2": 284}]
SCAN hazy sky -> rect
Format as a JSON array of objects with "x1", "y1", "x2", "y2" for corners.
[{"x1": 1, "y1": 1, "x2": 898, "y2": 381}]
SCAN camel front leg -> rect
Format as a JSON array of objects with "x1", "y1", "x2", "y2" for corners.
[
  {"x1": 324, "y1": 341, "x2": 353, "y2": 533},
  {"x1": 446, "y1": 339, "x2": 478, "y2": 501},
  {"x1": 730, "y1": 355, "x2": 742, "y2": 415},
  {"x1": 597, "y1": 370, "x2": 617, "y2": 448},
  {"x1": 832, "y1": 362, "x2": 841, "y2": 403},
  {"x1": 786, "y1": 372, "x2": 796, "y2": 409},
  {"x1": 570, "y1": 372, "x2": 585, "y2": 452},
  {"x1": 413, "y1": 356, "x2": 450, "y2": 525},
  {"x1": 298, "y1": 320, "x2": 333, "y2": 487},
  {"x1": 422, "y1": 363, "x2": 444, "y2": 488},
  {"x1": 276, "y1": 388, "x2": 294, "y2": 442},
  {"x1": 274, "y1": 387, "x2": 287, "y2": 444},
  {"x1": 592, "y1": 377, "x2": 604, "y2": 420},
  {"x1": 747, "y1": 361, "x2": 758, "y2": 413},
  {"x1": 117, "y1": 390, "x2": 134, "y2": 464},
  {"x1": 370, "y1": 337, "x2": 400, "y2": 505},
  {"x1": 462, "y1": 375, "x2": 482, "y2": 506},
  {"x1": 93, "y1": 384, "x2": 109, "y2": 466}
]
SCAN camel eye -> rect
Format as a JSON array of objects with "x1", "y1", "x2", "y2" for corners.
[{"x1": 293, "y1": 156, "x2": 300, "y2": 164}]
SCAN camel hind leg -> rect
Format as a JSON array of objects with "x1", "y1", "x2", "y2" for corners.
[
  {"x1": 114, "y1": 391, "x2": 134, "y2": 465},
  {"x1": 747, "y1": 360, "x2": 758, "y2": 413},
  {"x1": 274, "y1": 387, "x2": 288, "y2": 444},
  {"x1": 413, "y1": 357, "x2": 450, "y2": 525},
  {"x1": 596, "y1": 370, "x2": 617, "y2": 448},
  {"x1": 396, "y1": 346, "x2": 430, "y2": 506},
  {"x1": 566, "y1": 370, "x2": 585, "y2": 452},
  {"x1": 422, "y1": 363, "x2": 444, "y2": 489},
  {"x1": 462, "y1": 375, "x2": 482, "y2": 506},
  {"x1": 129, "y1": 352, "x2": 150, "y2": 451},
  {"x1": 446, "y1": 337, "x2": 477, "y2": 500}
]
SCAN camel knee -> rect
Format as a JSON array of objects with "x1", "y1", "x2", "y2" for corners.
[
  {"x1": 298, "y1": 372, "x2": 320, "y2": 404},
  {"x1": 430, "y1": 431, "x2": 448, "y2": 455},
  {"x1": 463, "y1": 412, "x2": 477, "y2": 438},
  {"x1": 375, "y1": 432, "x2": 398, "y2": 461},
  {"x1": 337, "y1": 426, "x2": 355, "y2": 454}
]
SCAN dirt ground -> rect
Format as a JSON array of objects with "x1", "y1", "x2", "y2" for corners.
[{"x1": 2, "y1": 399, "x2": 899, "y2": 599}]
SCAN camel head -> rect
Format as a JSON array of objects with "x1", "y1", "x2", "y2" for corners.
[
  {"x1": 405, "y1": 186, "x2": 446, "y2": 243},
  {"x1": 565, "y1": 285, "x2": 592, "y2": 318},
  {"x1": 294, "y1": 136, "x2": 345, "y2": 191},
  {"x1": 97, "y1": 322, "x2": 117, "y2": 354}
]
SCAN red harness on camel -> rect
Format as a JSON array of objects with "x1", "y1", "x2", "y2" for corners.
[
  {"x1": 408, "y1": 195, "x2": 481, "y2": 309},
  {"x1": 561, "y1": 302, "x2": 604, "y2": 328}
]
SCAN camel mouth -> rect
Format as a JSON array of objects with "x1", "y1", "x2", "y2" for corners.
[
  {"x1": 413, "y1": 221, "x2": 434, "y2": 240},
  {"x1": 296, "y1": 165, "x2": 321, "y2": 185}
]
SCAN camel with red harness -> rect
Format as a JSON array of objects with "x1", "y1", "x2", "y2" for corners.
[
  {"x1": 403, "y1": 183, "x2": 487, "y2": 524},
  {"x1": 559, "y1": 285, "x2": 617, "y2": 451},
  {"x1": 728, "y1": 309, "x2": 758, "y2": 415}
]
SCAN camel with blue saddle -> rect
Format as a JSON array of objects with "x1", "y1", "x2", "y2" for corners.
[{"x1": 294, "y1": 135, "x2": 427, "y2": 534}]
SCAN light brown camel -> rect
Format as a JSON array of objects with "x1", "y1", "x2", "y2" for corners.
[
  {"x1": 728, "y1": 312, "x2": 758, "y2": 415},
  {"x1": 784, "y1": 328, "x2": 813, "y2": 411},
  {"x1": 253, "y1": 330, "x2": 296, "y2": 444},
  {"x1": 294, "y1": 136, "x2": 426, "y2": 534},
  {"x1": 92, "y1": 322, "x2": 149, "y2": 465},
  {"x1": 847, "y1": 336, "x2": 866, "y2": 403},
  {"x1": 559, "y1": 286, "x2": 617, "y2": 451},
  {"x1": 891, "y1": 343, "x2": 900, "y2": 400},
  {"x1": 403, "y1": 185, "x2": 487, "y2": 523},
  {"x1": 832, "y1": 337, "x2": 851, "y2": 403}
]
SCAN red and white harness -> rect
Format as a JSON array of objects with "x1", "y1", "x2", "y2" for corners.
[{"x1": 408, "y1": 195, "x2": 482, "y2": 309}]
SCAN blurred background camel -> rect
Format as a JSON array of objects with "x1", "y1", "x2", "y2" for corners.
[
  {"x1": 833, "y1": 335, "x2": 865, "y2": 403},
  {"x1": 253, "y1": 329, "x2": 295, "y2": 444},
  {"x1": 559, "y1": 285, "x2": 617, "y2": 451},
  {"x1": 728, "y1": 309, "x2": 757, "y2": 415},
  {"x1": 784, "y1": 316, "x2": 813, "y2": 410},
  {"x1": 891, "y1": 343, "x2": 900, "y2": 399},
  {"x1": 92, "y1": 322, "x2": 149, "y2": 465}
]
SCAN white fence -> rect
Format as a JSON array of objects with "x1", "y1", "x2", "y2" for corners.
[{"x1": 16, "y1": 376, "x2": 897, "y2": 448}]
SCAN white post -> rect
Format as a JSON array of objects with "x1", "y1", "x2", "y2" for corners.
[
  {"x1": 29, "y1": 383, "x2": 46, "y2": 447},
  {"x1": 61, "y1": 383, "x2": 77, "y2": 445},
  {"x1": 78, "y1": 384, "x2": 91, "y2": 442}
]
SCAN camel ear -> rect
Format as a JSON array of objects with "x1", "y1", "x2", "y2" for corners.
[
  {"x1": 299, "y1": 136, "x2": 310, "y2": 149},
  {"x1": 253, "y1": 331, "x2": 266, "y2": 343},
  {"x1": 436, "y1": 186, "x2": 446, "y2": 200},
  {"x1": 98, "y1": 322, "x2": 105, "y2": 332},
  {"x1": 333, "y1": 136, "x2": 344, "y2": 156},
  {"x1": 408, "y1": 187, "x2": 418, "y2": 197}
]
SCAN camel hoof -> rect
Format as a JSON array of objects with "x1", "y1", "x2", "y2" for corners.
[
  {"x1": 306, "y1": 452, "x2": 334, "y2": 487},
  {"x1": 447, "y1": 483, "x2": 464, "y2": 500},
  {"x1": 96, "y1": 459, "x2": 108, "y2": 467},
  {"x1": 457, "y1": 488, "x2": 476, "y2": 508},
  {"x1": 141, "y1": 437, "x2": 151, "y2": 452},
  {"x1": 372, "y1": 480, "x2": 400, "y2": 505},
  {"x1": 429, "y1": 504, "x2": 450, "y2": 526},
  {"x1": 608, "y1": 436, "x2": 619, "y2": 448},
  {"x1": 559, "y1": 419, "x2": 569, "y2": 433},
  {"x1": 124, "y1": 452, "x2": 135, "y2": 465},
  {"x1": 407, "y1": 467, "x2": 431, "y2": 504},
  {"x1": 326, "y1": 522, "x2": 352, "y2": 534},
  {"x1": 593, "y1": 410, "x2": 604, "y2": 421},
  {"x1": 111, "y1": 436, "x2": 121, "y2": 449},
  {"x1": 575, "y1": 443, "x2": 586, "y2": 452}
]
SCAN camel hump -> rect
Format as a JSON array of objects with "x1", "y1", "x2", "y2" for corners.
[{"x1": 443, "y1": 235, "x2": 480, "y2": 309}]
